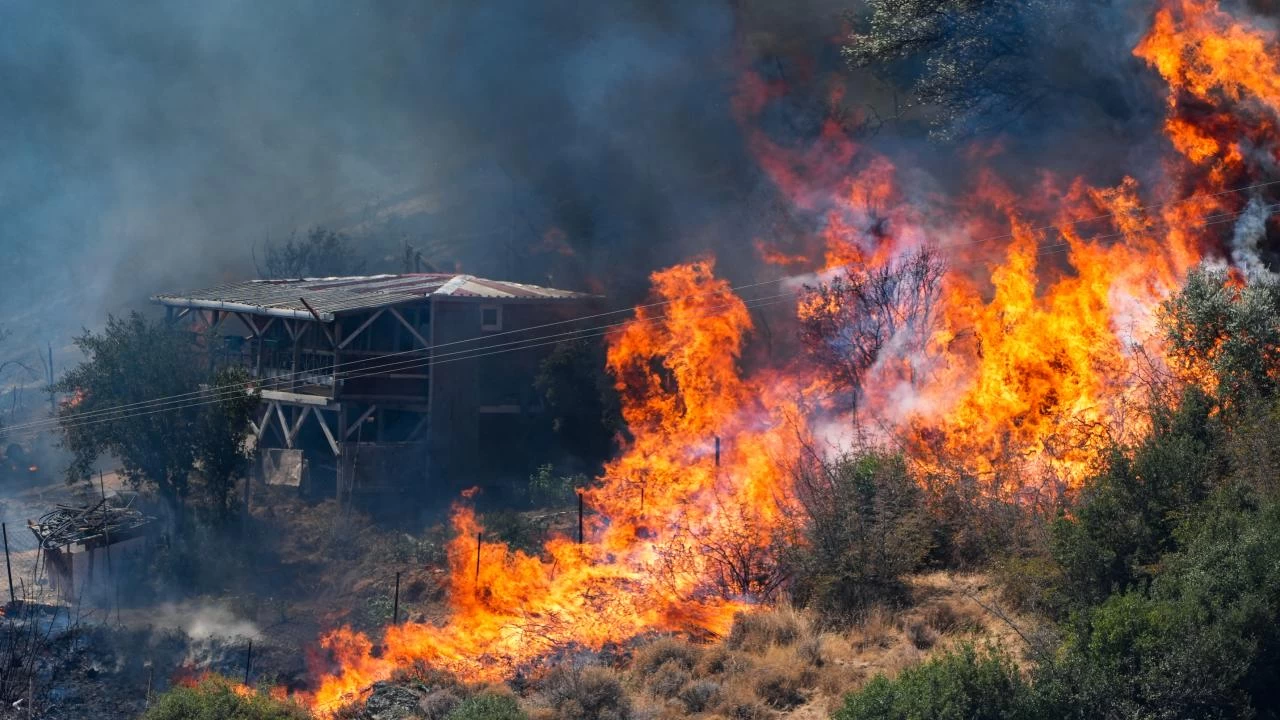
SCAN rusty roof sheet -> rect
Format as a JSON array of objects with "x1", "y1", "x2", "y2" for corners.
[{"x1": 152, "y1": 274, "x2": 589, "y2": 321}]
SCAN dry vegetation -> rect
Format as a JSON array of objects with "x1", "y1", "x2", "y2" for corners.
[{"x1": 335, "y1": 571, "x2": 1042, "y2": 720}]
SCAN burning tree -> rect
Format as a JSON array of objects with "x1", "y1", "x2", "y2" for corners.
[{"x1": 798, "y1": 246, "x2": 946, "y2": 415}]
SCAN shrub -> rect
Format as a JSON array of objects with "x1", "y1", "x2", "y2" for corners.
[
  {"x1": 678, "y1": 680, "x2": 720, "y2": 713},
  {"x1": 540, "y1": 665, "x2": 631, "y2": 720},
  {"x1": 143, "y1": 675, "x2": 310, "y2": 720},
  {"x1": 446, "y1": 692, "x2": 527, "y2": 720},
  {"x1": 788, "y1": 452, "x2": 931, "y2": 623},
  {"x1": 754, "y1": 667, "x2": 806, "y2": 710},
  {"x1": 1036, "y1": 490, "x2": 1280, "y2": 718},
  {"x1": 835, "y1": 644, "x2": 1033, "y2": 720},
  {"x1": 648, "y1": 660, "x2": 691, "y2": 699},
  {"x1": 420, "y1": 690, "x2": 463, "y2": 720},
  {"x1": 632, "y1": 637, "x2": 699, "y2": 676},
  {"x1": 1050, "y1": 387, "x2": 1224, "y2": 612},
  {"x1": 725, "y1": 608, "x2": 802, "y2": 653}
]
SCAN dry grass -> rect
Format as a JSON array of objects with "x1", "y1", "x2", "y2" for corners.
[{"x1": 610, "y1": 571, "x2": 1046, "y2": 718}]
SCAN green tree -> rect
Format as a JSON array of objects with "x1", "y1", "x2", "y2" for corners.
[
  {"x1": 843, "y1": 0, "x2": 1131, "y2": 141},
  {"x1": 53, "y1": 313, "x2": 256, "y2": 523},
  {"x1": 1049, "y1": 386, "x2": 1224, "y2": 610},
  {"x1": 143, "y1": 675, "x2": 310, "y2": 720},
  {"x1": 1162, "y1": 266, "x2": 1280, "y2": 412},
  {"x1": 535, "y1": 339, "x2": 621, "y2": 467},
  {"x1": 196, "y1": 367, "x2": 259, "y2": 521}
]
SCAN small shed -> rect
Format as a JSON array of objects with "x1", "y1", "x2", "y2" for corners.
[{"x1": 28, "y1": 498, "x2": 153, "y2": 604}]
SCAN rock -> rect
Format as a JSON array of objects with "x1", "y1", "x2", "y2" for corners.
[{"x1": 360, "y1": 681, "x2": 427, "y2": 720}]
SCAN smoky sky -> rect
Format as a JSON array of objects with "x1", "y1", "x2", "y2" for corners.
[
  {"x1": 0, "y1": 0, "x2": 1188, "y2": 358},
  {"x1": 0, "y1": 0, "x2": 773, "y2": 350}
]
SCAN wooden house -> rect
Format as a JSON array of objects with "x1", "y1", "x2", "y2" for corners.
[{"x1": 152, "y1": 274, "x2": 592, "y2": 499}]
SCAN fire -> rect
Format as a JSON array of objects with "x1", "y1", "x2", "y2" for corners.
[
  {"x1": 305, "y1": 0, "x2": 1280, "y2": 709},
  {"x1": 309, "y1": 261, "x2": 808, "y2": 711}
]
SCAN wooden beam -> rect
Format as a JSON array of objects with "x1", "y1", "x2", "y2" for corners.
[
  {"x1": 299, "y1": 298, "x2": 336, "y2": 346},
  {"x1": 389, "y1": 307, "x2": 429, "y2": 349},
  {"x1": 287, "y1": 407, "x2": 312, "y2": 446},
  {"x1": 275, "y1": 403, "x2": 292, "y2": 448},
  {"x1": 314, "y1": 409, "x2": 341, "y2": 456},
  {"x1": 253, "y1": 404, "x2": 274, "y2": 441},
  {"x1": 344, "y1": 405, "x2": 377, "y2": 439},
  {"x1": 338, "y1": 309, "x2": 385, "y2": 350},
  {"x1": 407, "y1": 413, "x2": 430, "y2": 441}
]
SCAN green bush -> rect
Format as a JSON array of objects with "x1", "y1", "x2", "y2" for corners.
[
  {"x1": 1049, "y1": 387, "x2": 1223, "y2": 612},
  {"x1": 788, "y1": 452, "x2": 931, "y2": 622},
  {"x1": 445, "y1": 692, "x2": 526, "y2": 720},
  {"x1": 143, "y1": 675, "x2": 310, "y2": 720},
  {"x1": 834, "y1": 644, "x2": 1034, "y2": 720}
]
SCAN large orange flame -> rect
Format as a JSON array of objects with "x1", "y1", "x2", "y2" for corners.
[{"x1": 309, "y1": 262, "x2": 808, "y2": 711}]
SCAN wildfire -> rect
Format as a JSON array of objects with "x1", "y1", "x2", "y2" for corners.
[
  {"x1": 306, "y1": 0, "x2": 1280, "y2": 711},
  {"x1": 309, "y1": 262, "x2": 808, "y2": 711}
]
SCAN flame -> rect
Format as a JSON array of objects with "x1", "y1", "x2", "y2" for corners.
[
  {"x1": 305, "y1": 0, "x2": 1280, "y2": 710},
  {"x1": 309, "y1": 261, "x2": 807, "y2": 711}
]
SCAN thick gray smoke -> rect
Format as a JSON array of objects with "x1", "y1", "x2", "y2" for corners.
[
  {"x1": 0, "y1": 0, "x2": 1210, "y2": 359},
  {"x1": 0, "y1": 0, "x2": 772, "y2": 350}
]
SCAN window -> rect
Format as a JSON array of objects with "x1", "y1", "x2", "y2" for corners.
[{"x1": 480, "y1": 304, "x2": 502, "y2": 331}]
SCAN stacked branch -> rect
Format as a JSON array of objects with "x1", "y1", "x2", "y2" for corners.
[{"x1": 27, "y1": 497, "x2": 152, "y2": 551}]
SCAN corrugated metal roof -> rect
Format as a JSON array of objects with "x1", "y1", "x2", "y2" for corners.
[{"x1": 152, "y1": 274, "x2": 589, "y2": 321}]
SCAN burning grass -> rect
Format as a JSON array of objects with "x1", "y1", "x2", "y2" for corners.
[{"x1": 318, "y1": 571, "x2": 1032, "y2": 720}]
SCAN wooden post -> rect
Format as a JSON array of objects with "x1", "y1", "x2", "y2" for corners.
[
  {"x1": 244, "y1": 640, "x2": 253, "y2": 685},
  {"x1": 577, "y1": 492, "x2": 584, "y2": 544},
  {"x1": 2, "y1": 523, "x2": 13, "y2": 604},
  {"x1": 392, "y1": 572, "x2": 400, "y2": 626},
  {"x1": 714, "y1": 436, "x2": 720, "y2": 467},
  {"x1": 99, "y1": 470, "x2": 106, "y2": 502}
]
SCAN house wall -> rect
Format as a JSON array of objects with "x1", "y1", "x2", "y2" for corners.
[{"x1": 427, "y1": 299, "x2": 582, "y2": 493}]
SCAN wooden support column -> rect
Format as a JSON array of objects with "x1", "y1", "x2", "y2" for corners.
[
  {"x1": 288, "y1": 320, "x2": 302, "y2": 390},
  {"x1": 336, "y1": 405, "x2": 349, "y2": 502}
]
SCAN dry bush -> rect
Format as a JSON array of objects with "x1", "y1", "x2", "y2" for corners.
[
  {"x1": 632, "y1": 637, "x2": 700, "y2": 676},
  {"x1": 725, "y1": 607, "x2": 804, "y2": 653},
  {"x1": 648, "y1": 660, "x2": 691, "y2": 699},
  {"x1": 921, "y1": 600, "x2": 982, "y2": 636},
  {"x1": 904, "y1": 619, "x2": 937, "y2": 650},
  {"x1": 754, "y1": 666, "x2": 807, "y2": 710},
  {"x1": 697, "y1": 646, "x2": 755, "y2": 677},
  {"x1": 849, "y1": 606, "x2": 899, "y2": 652},
  {"x1": 539, "y1": 664, "x2": 632, "y2": 720},
  {"x1": 678, "y1": 680, "x2": 720, "y2": 713},
  {"x1": 796, "y1": 632, "x2": 829, "y2": 668},
  {"x1": 419, "y1": 690, "x2": 462, "y2": 719}
]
